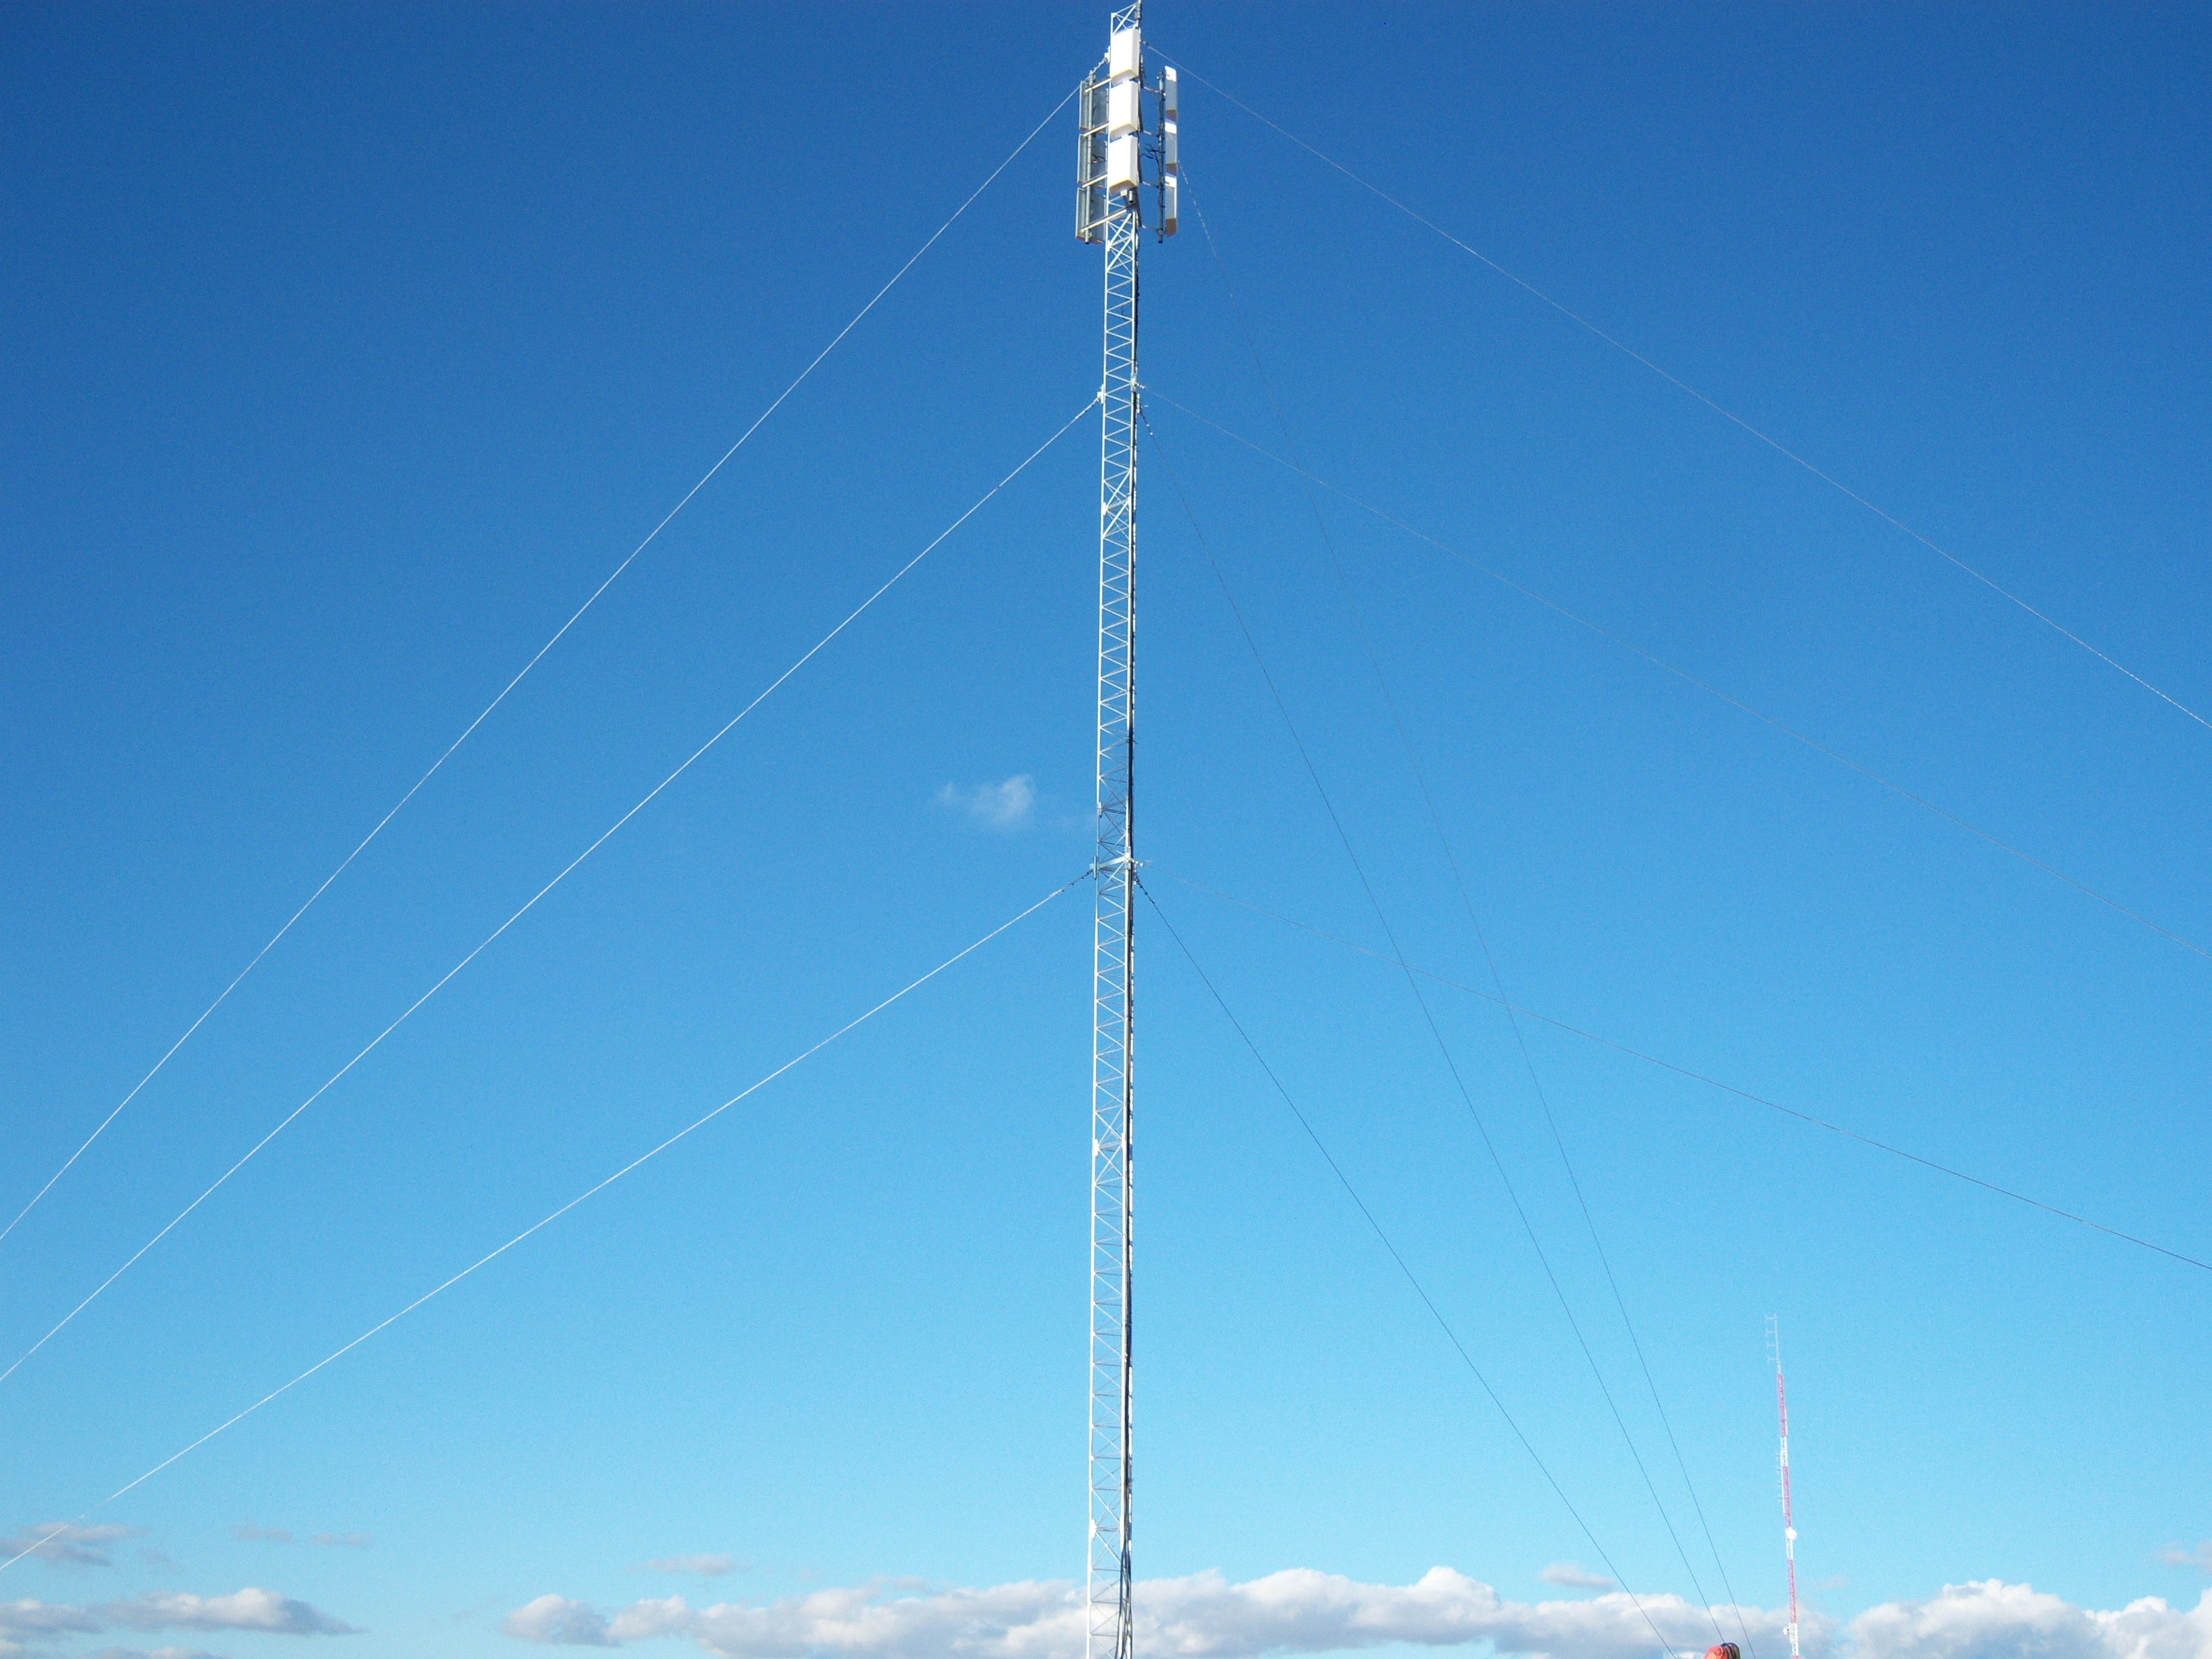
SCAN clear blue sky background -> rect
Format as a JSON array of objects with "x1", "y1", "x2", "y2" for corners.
[{"x1": 4, "y1": 3, "x2": 2208, "y2": 1656}]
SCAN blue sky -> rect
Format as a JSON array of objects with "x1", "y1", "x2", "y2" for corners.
[{"x1": 3, "y1": 5, "x2": 2208, "y2": 1659}]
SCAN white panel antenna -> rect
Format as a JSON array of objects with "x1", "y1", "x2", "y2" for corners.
[
  {"x1": 1159, "y1": 67, "x2": 1179, "y2": 236},
  {"x1": 1108, "y1": 24, "x2": 1141, "y2": 83},
  {"x1": 1106, "y1": 134, "x2": 1141, "y2": 193},
  {"x1": 1107, "y1": 81, "x2": 1141, "y2": 138}
]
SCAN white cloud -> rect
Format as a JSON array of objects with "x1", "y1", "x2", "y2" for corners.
[
  {"x1": 639, "y1": 1560, "x2": 743, "y2": 1580},
  {"x1": 2164, "y1": 1546, "x2": 2212, "y2": 1576},
  {"x1": 3, "y1": 1524, "x2": 147, "y2": 1568},
  {"x1": 229, "y1": 1525, "x2": 291, "y2": 1546},
  {"x1": 499, "y1": 1567, "x2": 1780, "y2": 1659},
  {"x1": 0, "y1": 1584, "x2": 356, "y2": 1658},
  {"x1": 1540, "y1": 1565, "x2": 1617, "y2": 1593},
  {"x1": 499, "y1": 1570, "x2": 2212, "y2": 1659},
  {"x1": 614, "y1": 1599, "x2": 705, "y2": 1643},
  {"x1": 0, "y1": 1597, "x2": 104, "y2": 1643},
  {"x1": 506, "y1": 1597, "x2": 616, "y2": 1647},
  {"x1": 1850, "y1": 1580, "x2": 2212, "y2": 1659},
  {"x1": 309, "y1": 1536, "x2": 370, "y2": 1551},
  {"x1": 934, "y1": 776, "x2": 1037, "y2": 832},
  {"x1": 100, "y1": 1587, "x2": 356, "y2": 1636}
]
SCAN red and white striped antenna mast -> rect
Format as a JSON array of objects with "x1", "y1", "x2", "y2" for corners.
[{"x1": 1767, "y1": 1316, "x2": 1801, "y2": 1659}]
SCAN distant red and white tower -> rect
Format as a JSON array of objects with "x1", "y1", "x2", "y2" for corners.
[{"x1": 1767, "y1": 1317, "x2": 1801, "y2": 1659}]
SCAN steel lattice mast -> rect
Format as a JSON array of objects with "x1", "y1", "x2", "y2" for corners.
[
  {"x1": 1768, "y1": 1317, "x2": 1802, "y2": 1659},
  {"x1": 1076, "y1": 17, "x2": 1176, "y2": 1659}
]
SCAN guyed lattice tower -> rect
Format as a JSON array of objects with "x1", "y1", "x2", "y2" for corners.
[
  {"x1": 1076, "y1": 13, "x2": 1177, "y2": 1659},
  {"x1": 1768, "y1": 1317, "x2": 1802, "y2": 1659}
]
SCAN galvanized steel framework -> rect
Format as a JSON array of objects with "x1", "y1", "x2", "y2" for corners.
[
  {"x1": 1083, "y1": 9, "x2": 1150, "y2": 1659},
  {"x1": 1086, "y1": 194, "x2": 1138, "y2": 1652},
  {"x1": 1769, "y1": 1317, "x2": 1803, "y2": 1659}
]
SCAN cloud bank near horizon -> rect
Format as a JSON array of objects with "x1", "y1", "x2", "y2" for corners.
[
  {"x1": 499, "y1": 1567, "x2": 2212, "y2": 1659},
  {"x1": 0, "y1": 1584, "x2": 354, "y2": 1657}
]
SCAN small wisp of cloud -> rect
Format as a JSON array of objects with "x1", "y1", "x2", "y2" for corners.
[
  {"x1": 1539, "y1": 1562, "x2": 1616, "y2": 1592},
  {"x1": 5, "y1": 1522, "x2": 147, "y2": 1568},
  {"x1": 935, "y1": 775, "x2": 1036, "y2": 832},
  {"x1": 2160, "y1": 1541, "x2": 2212, "y2": 1574},
  {"x1": 230, "y1": 1521, "x2": 364, "y2": 1549},
  {"x1": 636, "y1": 1555, "x2": 743, "y2": 1578}
]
